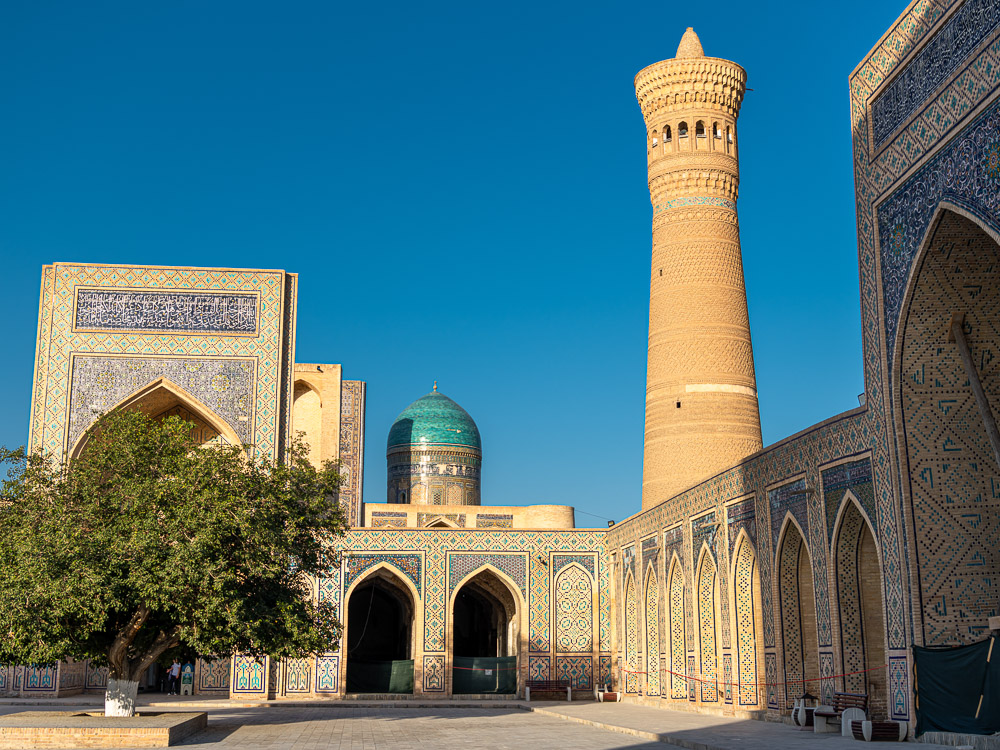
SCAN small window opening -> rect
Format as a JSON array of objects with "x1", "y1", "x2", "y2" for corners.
[
  {"x1": 695, "y1": 121, "x2": 706, "y2": 138},
  {"x1": 713, "y1": 122, "x2": 722, "y2": 139},
  {"x1": 664, "y1": 125, "x2": 672, "y2": 142},
  {"x1": 676, "y1": 401, "x2": 681, "y2": 408},
  {"x1": 659, "y1": 269, "x2": 662, "y2": 276},
  {"x1": 678, "y1": 121, "x2": 688, "y2": 138}
]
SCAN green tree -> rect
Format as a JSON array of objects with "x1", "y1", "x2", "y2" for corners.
[{"x1": 0, "y1": 409, "x2": 345, "y2": 716}]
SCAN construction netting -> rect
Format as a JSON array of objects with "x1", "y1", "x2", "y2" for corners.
[
  {"x1": 452, "y1": 656, "x2": 517, "y2": 694},
  {"x1": 914, "y1": 637, "x2": 998, "y2": 735},
  {"x1": 345, "y1": 659, "x2": 414, "y2": 694}
]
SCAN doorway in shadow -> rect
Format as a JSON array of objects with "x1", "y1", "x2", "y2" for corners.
[
  {"x1": 452, "y1": 569, "x2": 518, "y2": 694},
  {"x1": 345, "y1": 571, "x2": 414, "y2": 694}
]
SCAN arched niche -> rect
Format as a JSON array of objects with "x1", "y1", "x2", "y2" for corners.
[
  {"x1": 695, "y1": 545, "x2": 720, "y2": 702},
  {"x1": 449, "y1": 566, "x2": 521, "y2": 695},
  {"x1": 70, "y1": 377, "x2": 244, "y2": 460},
  {"x1": 643, "y1": 563, "x2": 660, "y2": 696},
  {"x1": 776, "y1": 516, "x2": 818, "y2": 711},
  {"x1": 554, "y1": 563, "x2": 594, "y2": 654},
  {"x1": 623, "y1": 570, "x2": 639, "y2": 694},
  {"x1": 730, "y1": 532, "x2": 764, "y2": 706},
  {"x1": 344, "y1": 565, "x2": 417, "y2": 694},
  {"x1": 292, "y1": 379, "x2": 323, "y2": 467},
  {"x1": 666, "y1": 554, "x2": 687, "y2": 699},
  {"x1": 833, "y1": 494, "x2": 887, "y2": 716},
  {"x1": 893, "y1": 205, "x2": 1000, "y2": 647}
]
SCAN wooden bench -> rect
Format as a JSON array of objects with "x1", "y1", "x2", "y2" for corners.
[
  {"x1": 525, "y1": 679, "x2": 572, "y2": 702},
  {"x1": 814, "y1": 692, "x2": 868, "y2": 735}
]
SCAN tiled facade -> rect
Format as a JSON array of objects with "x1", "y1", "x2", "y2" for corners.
[
  {"x1": 10, "y1": 0, "x2": 998, "y2": 730},
  {"x1": 605, "y1": 0, "x2": 1000, "y2": 725}
]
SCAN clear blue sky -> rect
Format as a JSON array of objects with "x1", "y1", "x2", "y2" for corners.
[{"x1": 1, "y1": 0, "x2": 905, "y2": 526}]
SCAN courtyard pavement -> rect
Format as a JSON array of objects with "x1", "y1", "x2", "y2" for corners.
[{"x1": 0, "y1": 699, "x2": 956, "y2": 749}]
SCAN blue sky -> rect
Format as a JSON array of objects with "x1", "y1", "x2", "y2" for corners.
[{"x1": 1, "y1": 0, "x2": 906, "y2": 526}]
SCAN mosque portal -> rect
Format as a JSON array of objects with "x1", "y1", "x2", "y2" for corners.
[
  {"x1": 345, "y1": 571, "x2": 415, "y2": 694},
  {"x1": 451, "y1": 570, "x2": 518, "y2": 694}
]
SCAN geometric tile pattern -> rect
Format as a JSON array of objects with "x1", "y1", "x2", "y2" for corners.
[
  {"x1": 23, "y1": 666, "x2": 55, "y2": 691},
  {"x1": 668, "y1": 559, "x2": 687, "y2": 699},
  {"x1": 871, "y1": 0, "x2": 1000, "y2": 149},
  {"x1": 338, "y1": 380, "x2": 366, "y2": 527},
  {"x1": 66, "y1": 354, "x2": 256, "y2": 452},
  {"x1": 822, "y1": 458, "x2": 874, "y2": 541},
  {"x1": 233, "y1": 656, "x2": 265, "y2": 693},
  {"x1": 834, "y1": 501, "x2": 870, "y2": 694},
  {"x1": 697, "y1": 551, "x2": 718, "y2": 702},
  {"x1": 778, "y1": 525, "x2": 812, "y2": 710},
  {"x1": 335, "y1": 528, "x2": 607, "y2": 688},
  {"x1": 556, "y1": 656, "x2": 592, "y2": 690},
  {"x1": 552, "y1": 554, "x2": 597, "y2": 578},
  {"x1": 624, "y1": 572, "x2": 638, "y2": 694},
  {"x1": 555, "y1": 564, "x2": 593, "y2": 653},
  {"x1": 644, "y1": 567, "x2": 660, "y2": 696},
  {"x1": 897, "y1": 210, "x2": 1000, "y2": 645},
  {"x1": 733, "y1": 536, "x2": 760, "y2": 706},
  {"x1": 343, "y1": 553, "x2": 422, "y2": 595},
  {"x1": 198, "y1": 658, "x2": 231, "y2": 692},
  {"x1": 423, "y1": 656, "x2": 445, "y2": 692},
  {"x1": 528, "y1": 655, "x2": 549, "y2": 681},
  {"x1": 29, "y1": 265, "x2": 292, "y2": 462},
  {"x1": 316, "y1": 655, "x2": 339, "y2": 693},
  {"x1": 285, "y1": 658, "x2": 311, "y2": 693}
]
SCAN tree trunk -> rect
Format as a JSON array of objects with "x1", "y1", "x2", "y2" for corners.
[{"x1": 105, "y1": 678, "x2": 140, "y2": 717}]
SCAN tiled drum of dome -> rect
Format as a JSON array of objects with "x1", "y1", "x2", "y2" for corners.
[{"x1": 555, "y1": 565, "x2": 593, "y2": 652}]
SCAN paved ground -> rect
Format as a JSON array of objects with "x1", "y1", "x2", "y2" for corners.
[{"x1": 0, "y1": 701, "x2": 955, "y2": 749}]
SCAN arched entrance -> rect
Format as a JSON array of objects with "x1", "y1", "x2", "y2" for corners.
[
  {"x1": 834, "y1": 498, "x2": 886, "y2": 716},
  {"x1": 70, "y1": 377, "x2": 244, "y2": 460},
  {"x1": 451, "y1": 569, "x2": 519, "y2": 694},
  {"x1": 895, "y1": 207, "x2": 1000, "y2": 647},
  {"x1": 345, "y1": 569, "x2": 415, "y2": 694},
  {"x1": 777, "y1": 519, "x2": 818, "y2": 710}
]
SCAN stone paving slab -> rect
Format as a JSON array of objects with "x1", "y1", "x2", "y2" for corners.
[
  {"x1": 0, "y1": 707, "x2": 667, "y2": 749},
  {"x1": 524, "y1": 701, "x2": 957, "y2": 750},
  {"x1": 0, "y1": 702, "x2": 966, "y2": 749}
]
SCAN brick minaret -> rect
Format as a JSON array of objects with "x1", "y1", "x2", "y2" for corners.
[{"x1": 635, "y1": 28, "x2": 762, "y2": 509}]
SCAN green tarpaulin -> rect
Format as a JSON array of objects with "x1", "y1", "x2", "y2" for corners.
[
  {"x1": 345, "y1": 659, "x2": 414, "y2": 694},
  {"x1": 452, "y1": 656, "x2": 516, "y2": 694},
  {"x1": 914, "y1": 638, "x2": 999, "y2": 736}
]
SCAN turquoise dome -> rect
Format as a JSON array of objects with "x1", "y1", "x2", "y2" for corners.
[{"x1": 387, "y1": 391, "x2": 481, "y2": 450}]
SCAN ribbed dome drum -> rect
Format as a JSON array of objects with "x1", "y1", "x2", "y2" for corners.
[{"x1": 386, "y1": 389, "x2": 482, "y2": 506}]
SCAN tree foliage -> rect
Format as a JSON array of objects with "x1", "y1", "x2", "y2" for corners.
[{"x1": 0, "y1": 409, "x2": 345, "y2": 682}]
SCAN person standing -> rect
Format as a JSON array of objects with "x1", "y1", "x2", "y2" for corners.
[{"x1": 167, "y1": 659, "x2": 181, "y2": 695}]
